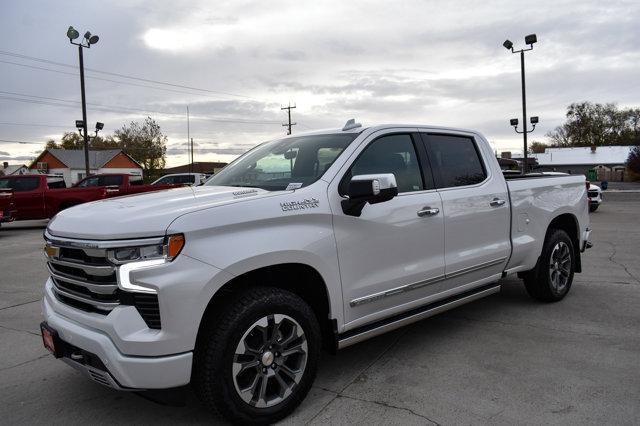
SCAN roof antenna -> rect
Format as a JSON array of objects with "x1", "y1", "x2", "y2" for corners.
[{"x1": 342, "y1": 118, "x2": 362, "y2": 131}]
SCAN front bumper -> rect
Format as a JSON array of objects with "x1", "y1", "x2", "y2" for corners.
[{"x1": 42, "y1": 295, "x2": 192, "y2": 389}]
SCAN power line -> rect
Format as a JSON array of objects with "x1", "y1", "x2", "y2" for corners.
[
  {"x1": 0, "y1": 50, "x2": 263, "y2": 101},
  {"x1": 0, "y1": 90, "x2": 282, "y2": 125},
  {"x1": 0, "y1": 122, "x2": 70, "y2": 129},
  {"x1": 0, "y1": 59, "x2": 251, "y2": 101}
]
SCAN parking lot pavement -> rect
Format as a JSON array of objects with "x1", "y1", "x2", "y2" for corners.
[{"x1": 1, "y1": 196, "x2": 640, "y2": 425}]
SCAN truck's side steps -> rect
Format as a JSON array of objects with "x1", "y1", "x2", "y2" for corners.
[{"x1": 336, "y1": 283, "x2": 501, "y2": 349}]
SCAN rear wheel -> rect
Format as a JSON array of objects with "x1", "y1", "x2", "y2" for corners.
[
  {"x1": 193, "y1": 287, "x2": 321, "y2": 424},
  {"x1": 523, "y1": 229, "x2": 575, "y2": 302}
]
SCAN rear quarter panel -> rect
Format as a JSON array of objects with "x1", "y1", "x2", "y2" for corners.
[{"x1": 506, "y1": 175, "x2": 589, "y2": 273}]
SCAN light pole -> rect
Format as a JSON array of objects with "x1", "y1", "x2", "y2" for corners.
[
  {"x1": 503, "y1": 33, "x2": 538, "y2": 174},
  {"x1": 76, "y1": 121, "x2": 104, "y2": 163},
  {"x1": 67, "y1": 26, "x2": 100, "y2": 177}
]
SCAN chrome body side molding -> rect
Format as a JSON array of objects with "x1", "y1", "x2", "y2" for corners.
[{"x1": 349, "y1": 257, "x2": 506, "y2": 307}]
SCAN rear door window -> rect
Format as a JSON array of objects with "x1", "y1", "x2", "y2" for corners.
[
  {"x1": 0, "y1": 177, "x2": 40, "y2": 192},
  {"x1": 100, "y1": 175, "x2": 124, "y2": 186},
  {"x1": 422, "y1": 134, "x2": 486, "y2": 188}
]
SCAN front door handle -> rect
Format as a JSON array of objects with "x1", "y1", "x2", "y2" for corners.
[
  {"x1": 490, "y1": 198, "x2": 506, "y2": 207},
  {"x1": 417, "y1": 207, "x2": 440, "y2": 217}
]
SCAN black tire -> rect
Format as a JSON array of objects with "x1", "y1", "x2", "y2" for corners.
[
  {"x1": 193, "y1": 287, "x2": 321, "y2": 425},
  {"x1": 589, "y1": 204, "x2": 599, "y2": 212},
  {"x1": 523, "y1": 228, "x2": 575, "y2": 302}
]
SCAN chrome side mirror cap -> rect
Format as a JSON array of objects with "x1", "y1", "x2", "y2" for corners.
[{"x1": 341, "y1": 173, "x2": 398, "y2": 216}]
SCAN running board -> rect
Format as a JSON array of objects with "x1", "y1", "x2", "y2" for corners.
[{"x1": 337, "y1": 283, "x2": 501, "y2": 349}]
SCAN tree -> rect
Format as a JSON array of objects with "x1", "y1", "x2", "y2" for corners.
[
  {"x1": 627, "y1": 146, "x2": 640, "y2": 176},
  {"x1": 546, "y1": 102, "x2": 639, "y2": 147},
  {"x1": 41, "y1": 118, "x2": 167, "y2": 177},
  {"x1": 114, "y1": 117, "x2": 167, "y2": 175},
  {"x1": 529, "y1": 141, "x2": 547, "y2": 154}
]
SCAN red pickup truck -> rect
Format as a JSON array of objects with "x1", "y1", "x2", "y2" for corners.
[
  {"x1": 0, "y1": 188, "x2": 17, "y2": 226},
  {"x1": 74, "y1": 173, "x2": 180, "y2": 197},
  {"x1": 0, "y1": 174, "x2": 107, "y2": 221}
]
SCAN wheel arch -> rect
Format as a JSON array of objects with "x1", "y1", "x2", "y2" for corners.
[
  {"x1": 196, "y1": 262, "x2": 337, "y2": 353},
  {"x1": 547, "y1": 213, "x2": 581, "y2": 273}
]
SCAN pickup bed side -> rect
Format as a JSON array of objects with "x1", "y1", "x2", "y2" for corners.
[{"x1": 506, "y1": 175, "x2": 589, "y2": 275}]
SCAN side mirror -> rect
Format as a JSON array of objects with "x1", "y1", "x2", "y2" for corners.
[{"x1": 341, "y1": 174, "x2": 398, "y2": 216}]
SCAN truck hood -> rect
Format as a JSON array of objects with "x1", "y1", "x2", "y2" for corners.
[{"x1": 47, "y1": 186, "x2": 274, "y2": 240}]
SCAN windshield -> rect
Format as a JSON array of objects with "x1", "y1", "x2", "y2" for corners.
[{"x1": 206, "y1": 133, "x2": 357, "y2": 191}]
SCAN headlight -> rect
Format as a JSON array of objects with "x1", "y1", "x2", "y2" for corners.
[{"x1": 107, "y1": 234, "x2": 185, "y2": 264}]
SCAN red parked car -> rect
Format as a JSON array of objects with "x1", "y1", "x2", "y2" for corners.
[
  {"x1": 0, "y1": 174, "x2": 108, "y2": 221},
  {"x1": 73, "y1": 173, "x2": 181, "y2": 197}
]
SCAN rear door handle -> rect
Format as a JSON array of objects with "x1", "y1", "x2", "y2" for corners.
[
  {"x1": 417, "y1": 207, "x2": 440, "y2": 217},
  {"x1": 490, "y1": 198, "x2": 506, "y2": 207}
]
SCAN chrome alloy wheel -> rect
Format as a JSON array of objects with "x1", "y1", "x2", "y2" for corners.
[
  {"x1": 232, "y1": 314, "x2": 308, "y2": 408},
  {"x1": 549, "y1": 241, "x2": 571, "y2": 294}
]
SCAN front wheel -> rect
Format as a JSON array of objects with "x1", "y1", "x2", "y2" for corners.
[
  {"x1": 523, "y1": 228, "x2": 575, "y2": 302},
  {"x1": 589, "y1": 204, "x2": 599, "y2": 212},
  {"x1": 193, "y1": 287, "x2": 321, "y2": 424}
]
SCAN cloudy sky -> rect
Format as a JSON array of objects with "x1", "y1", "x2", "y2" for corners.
[{"x1": 1, "y1": 0, "x2": 639, "y2": 167}]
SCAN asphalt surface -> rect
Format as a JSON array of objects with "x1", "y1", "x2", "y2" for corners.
[{"x1": 1, "y1": 193, "x2": 639, "y2": 425}]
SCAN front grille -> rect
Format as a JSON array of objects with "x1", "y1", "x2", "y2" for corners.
[
  {"x1": 45, "y1": 233, "x2": 163, "y2": 328},
  {"x1": 588, "y1": 190, "x2": 598, "y2": 198}
]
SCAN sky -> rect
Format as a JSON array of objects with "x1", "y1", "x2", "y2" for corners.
[{"x1": 1, "y1": 0, "x2": 639, "y2": 167}]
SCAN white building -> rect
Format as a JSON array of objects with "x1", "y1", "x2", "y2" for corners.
[
  {"x1": 29, "y1": 149, "x2": 143, "y2": 186},
  {"x1": 1, "y1": 162, "x2": 29, "y2": 176},
  {"x1": 530, "y1": 146, "x2": 634, "y2": 181}
]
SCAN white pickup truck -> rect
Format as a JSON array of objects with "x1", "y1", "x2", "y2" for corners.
[{"x1": 41, "y1": 122, "x2": 591, "y2": 424}]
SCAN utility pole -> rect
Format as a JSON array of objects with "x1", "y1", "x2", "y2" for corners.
[{"x1": 281, "y1": 103, "x2": 297, "y2": 135}]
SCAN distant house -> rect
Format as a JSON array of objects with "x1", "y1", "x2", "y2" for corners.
[
  {"x1": 530, "y1": 146, "x2": 633, "y2": 181},
  {"x1": 163, "y1": 161, "x2": 228, "y2": 175},
  {"x1": 29, "y1": 149, "x2": 143, "y2": 186},
  {"x1": 1, "y1": 162, "x2": 29, "y2": 176}
]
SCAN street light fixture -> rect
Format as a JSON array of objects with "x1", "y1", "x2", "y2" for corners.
[
  {"x1": 503, "y1": 33, "x2": 539, "y2": 174},
  {"x1": 67, "y1": 25, "x2": 100, "y2": 176}
]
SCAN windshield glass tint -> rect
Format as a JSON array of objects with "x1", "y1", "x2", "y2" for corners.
[{"x1": 206, "y1": 134, "x2": 357, "y2": 191}]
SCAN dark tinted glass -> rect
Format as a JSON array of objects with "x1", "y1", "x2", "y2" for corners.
[
  {"x1": 0, "y1": 177, "x2": 40, "y2": 191},
  {"x1": 77, "y1": 177, "x2": 99, "y2": 187},
  {"x1": 425, "y1": 135, "x2": 486, "y2": 188},
  {"x1": 100, "y1": 175, "x2": 124, "y2": 186},
  {"x1": 176, "y1": 175, "x2": 195, "y2": 184},
  {"x1": 343, "y1": 134, "x2": 424, "y2": 194},
  {"x1": 47, "y1": 180, "x2": 66, "y2": 189}
]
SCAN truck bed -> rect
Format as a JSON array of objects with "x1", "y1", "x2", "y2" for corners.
[{"x1": 505, "y1": 173, "x2": 589, "y2": 274}]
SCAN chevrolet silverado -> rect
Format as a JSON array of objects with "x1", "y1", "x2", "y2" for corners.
[{"x1": 40, "y1": 122, "x2": 592, "y2": 424}]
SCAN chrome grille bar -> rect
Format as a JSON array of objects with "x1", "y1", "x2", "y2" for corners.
[
  {"x1": 47, "y1": 264, "x2": 117, "y2": 295},
  {"x1": 49, "y1": 257, "x2": 115, "y2": 277},
  {"x1": 52, "y1": 285, "x2": 119, "y2": 311}
]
